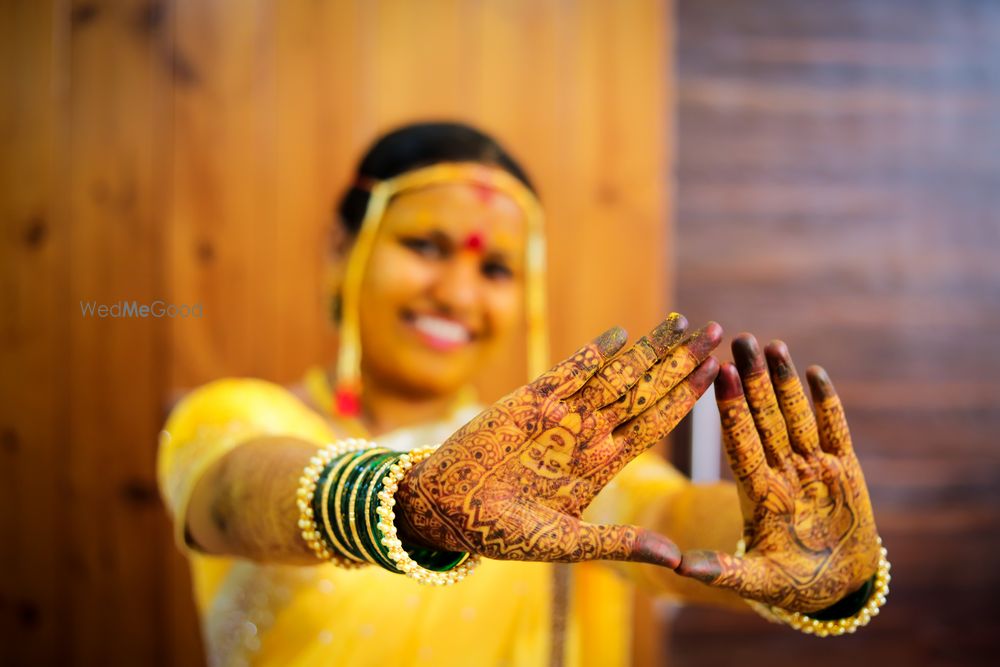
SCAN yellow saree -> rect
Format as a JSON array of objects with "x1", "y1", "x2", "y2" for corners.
[{"x1": 158, "y1": 374, "x2": 739, "y2": 667}]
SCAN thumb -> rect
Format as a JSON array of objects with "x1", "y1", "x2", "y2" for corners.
[
  {"x1": 571, "y1": 520, "x2": 681, "y2": 568},
  {"x1": 676, "y1": 549, "x2": 771, "y2": 600}
]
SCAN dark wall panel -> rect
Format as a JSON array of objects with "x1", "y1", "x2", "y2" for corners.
[{"x1": 673, "y1": 1, "x2": 1000, "y2": 665}]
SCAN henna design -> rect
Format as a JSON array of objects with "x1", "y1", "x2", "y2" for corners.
[
  {"x1": 395, "y1": 314, "x2": 723, "y2": 568},
  {"x1": 676, "y1": 335, "x2": 880, "y2": 613}
]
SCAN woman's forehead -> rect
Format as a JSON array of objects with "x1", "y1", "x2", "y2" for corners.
[{"x1": 381, "y1": 183, "x2": 527, "y2": 240}]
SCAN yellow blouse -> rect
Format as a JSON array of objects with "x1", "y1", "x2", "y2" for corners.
[{"x1": 157, "y1": 375, "x2": 741, "y2": 667}]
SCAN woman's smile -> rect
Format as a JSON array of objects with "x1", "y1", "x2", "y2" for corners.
[{"x1": 402, "y1": 310, "x2": 477, "y2": 351}]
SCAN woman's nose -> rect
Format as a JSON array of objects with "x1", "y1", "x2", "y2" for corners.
[{"x1": 430, "y1": 257, "x2": 482, "y2": 315}]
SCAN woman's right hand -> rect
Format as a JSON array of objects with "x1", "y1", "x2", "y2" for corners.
[{"x1": 395, "y1": 313, "x2": 722, "y2": 568}]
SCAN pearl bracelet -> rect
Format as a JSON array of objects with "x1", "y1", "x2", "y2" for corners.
[
  {"x1": 296, "y1": 439, "x2": 374, "y2": 567},
  {"x1": 375, "y1": 445, "x2": 481, "y2": 585},
  {"x1": 737, "y1": 537, "x2": 891, "y2": 637}
]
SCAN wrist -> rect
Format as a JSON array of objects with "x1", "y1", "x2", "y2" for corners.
[
  {"x1": 806, "y1": 573, "x2": 877, "y2": 621},
  {"x1": 394, "y1": 462, "x2": 438, "y2": 549},
  {"x1": 739, "y1": 538, "x2": 891, "y2": 637}
]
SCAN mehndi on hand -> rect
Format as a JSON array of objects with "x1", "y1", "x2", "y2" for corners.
[
  {"x1": 395, "y1": 313, "x2": 722, "y2": 567},
  {"x1": 676, "y1": 334, "x2": 881, "y2": 614}
]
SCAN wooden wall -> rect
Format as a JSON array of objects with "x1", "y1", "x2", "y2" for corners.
[
  {"x1": 671, "y1": 1, "x2": 1000, "y2": 665},
  {"x1": 0, "y1": 1, "x2": 672, "y2": 665}
]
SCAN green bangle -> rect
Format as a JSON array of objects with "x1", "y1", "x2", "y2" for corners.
[
  {"x1": 360, "y1": 453, "x2": 469, "y2": 573},
  {"x1": 347, "y1": 451, "x2": 395, "y2": 566},
  {"x1": 297, "y1": 439, "x2": 375, "y2": 566},
  {"x1": 320, "y1": 448, "x2": 373, "y2": 562},
  {"x1": 374, "y1": 446, "x2": 480, "y2": 585},
  {"x1": 360, "y1": 455, "x2": 402, "y2": 570},
  {"x1": 333, "y1": 449, "x2": 388, "y2": 561},
  {"x1": 314, "y1": 451, "x2": 363, "y2": 562}
]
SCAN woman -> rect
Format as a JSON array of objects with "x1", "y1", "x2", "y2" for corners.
[{"x1": 158, "y1": 123, "x2": 887, "y2": 667}]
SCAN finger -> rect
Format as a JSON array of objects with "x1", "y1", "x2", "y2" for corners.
[
  {"x1": 806, "y1": 365, "x2": 854, "y2": 457},
  {"x1": 732, "y1": 333, "x2": 792, "y2": 466},
  {"x1": 528, "y1": 506, "x2": 681, "y2": 567},
  {"x1": 715, "y1": 363, "x2": 777, "y2": 504},
  {"x1": 765, "y1": 340, "x2": 820, "y2": 457},
  {"x1": 535, "y1": 325, "x2": 627, "y2": 399},
  {"x1": 609, "y1": 356, "x2": 719, "y2": 466},
  {"x1": 569, "y1": 313, "x2": 688, "y2": 412},
  {"x1": 600, "y1": 321, "x2": 722, "y2": 426},
  {"x1": 676, "y1": 549, "x2": 775, "y2": 601}
]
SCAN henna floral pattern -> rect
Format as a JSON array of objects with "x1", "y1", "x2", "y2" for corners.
[
  {"x1": 395, "y1": 314, "x2": 723, "y2": 567},
  {"x1": 676, "y1": 334, "x2": 880, "y2": 613}
]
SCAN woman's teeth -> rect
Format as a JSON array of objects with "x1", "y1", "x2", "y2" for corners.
[{"x1": 412, "y1": 315, "x2": 472, "y2": 344}]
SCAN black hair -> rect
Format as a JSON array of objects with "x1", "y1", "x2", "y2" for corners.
[{"x1": 337, "y1": 121, "x2": 536, "y2": 235}]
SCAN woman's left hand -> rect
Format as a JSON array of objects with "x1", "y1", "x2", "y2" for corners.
[{"x1": 676, "y1": 334, "x2": 880, "y2": 613}]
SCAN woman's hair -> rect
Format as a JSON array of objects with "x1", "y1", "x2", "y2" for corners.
[{"x1": 337, "y1": 121, "x2": 536, "y2": 234}]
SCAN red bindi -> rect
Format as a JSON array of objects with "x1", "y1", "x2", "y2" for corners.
[{"x1": 463, "y1": 231, "x2": 486, "y2": 253}]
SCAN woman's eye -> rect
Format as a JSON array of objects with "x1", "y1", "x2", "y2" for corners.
[
  {"x1": 400, "y1": 236, "x2": 443, "y2": 258},
  {"x1": 482, "y1": 261, "x2": 513, "y2": 281}
]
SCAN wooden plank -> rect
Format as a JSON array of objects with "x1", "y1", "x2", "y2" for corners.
[
  {"x1": 62, "y1": 0, "x2": 170, "y2": 662},
  {"x1": 0, "y1": 1, "x2": 67, "y2": 663},
  {"x1": 673, "y1": 0, "x2": 1000, "y2": 664}
]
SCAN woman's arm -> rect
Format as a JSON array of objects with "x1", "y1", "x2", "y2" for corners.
[
  {"x1": 185, "y1": 437, "x2": 319, "y2": 564},
  {"x1": 157, "y1": 378, "x2": 338, "y2": 563},
  {"x1": 162, "y1": 315, "x2": 723, "y2": 573}
]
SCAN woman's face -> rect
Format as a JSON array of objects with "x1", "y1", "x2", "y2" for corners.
[{"x1": 355, "y1": 181, "x2": 527, "y2": 397}]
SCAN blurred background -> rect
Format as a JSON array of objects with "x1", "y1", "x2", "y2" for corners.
[{"x1": 1, "y1": 0, "x2": 997, "y2": 665}]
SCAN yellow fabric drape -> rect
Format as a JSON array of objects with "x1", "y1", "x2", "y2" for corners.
[{"x1": 158, "y1": 376, "x2": 738, "y2": 666}]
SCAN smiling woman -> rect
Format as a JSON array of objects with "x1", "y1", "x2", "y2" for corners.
[
  {"x1": 357, "y1": 181, "x2": 526, "y2": 398},
  {"x1": 157, "y1": 122, "x2": 888, "y2": 667}
]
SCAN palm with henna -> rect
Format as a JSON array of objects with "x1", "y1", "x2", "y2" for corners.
[
  {"x1": 395, "y1": 314, "x2": 722, "y2": 568},
  {"x1": 676, "y1": 334, "x2": 880, "y2": 613}
]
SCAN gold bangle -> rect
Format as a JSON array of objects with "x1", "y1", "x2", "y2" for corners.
[
  {"x1": 736, "y1": 537, "x2": 891, "y2": 637},
  {"x1": 374, "y1": 445, "x2": 481, "y2": 585},
  {"x1": 296, "y1": 439, "x2": 374, "y2": 567}
]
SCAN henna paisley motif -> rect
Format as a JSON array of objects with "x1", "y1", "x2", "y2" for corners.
[
  {"x1": 676, "y1": 334, "x2": 880, "y2": 613},
  {"x1": 395, "y1": 314, "x2": 724, "y2": 568}
]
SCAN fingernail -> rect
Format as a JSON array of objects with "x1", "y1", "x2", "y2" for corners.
[
  {"x1": 684, "y1": 322, "x2": 724, "y2": 360},
  {"x1": 632, "y1": 529, "x2": 680, "y2": 568},
  {"x1": 595, "y1": 326, "x2": 628, "y2": 356},
  {"x1": 713, "y1": 363, "x2": 743, "y2": 400},
  {"x1": 649, "y1": 313, "x2": 689, "y2": 355},
  {"x1": 765, "y1": 340, "x2": 796, "y2": 381},
  {"x1": 806, "y1": 365, "x2": 835, "y2": 399},
  {"x1": 732, "y1": 333, "x2": 765, "y2": 376}
]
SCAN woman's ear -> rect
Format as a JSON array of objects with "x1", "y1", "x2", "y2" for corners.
[{"x1": 327, "y1": 220, "x2": 355, "y2": 261}]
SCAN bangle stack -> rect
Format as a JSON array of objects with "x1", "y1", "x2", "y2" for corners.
[
  {"x1": 296, "y1": 439, "x2": 480, "y2": 585},
  {"x1": 736, "y1": 537, "x2": 891, "y2": 637},
  {"x1": 374, "y1": 446, "x2": 479, "y2": 585}
]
